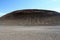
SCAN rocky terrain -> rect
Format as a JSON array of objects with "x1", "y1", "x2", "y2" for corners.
[
  {"x1": 0, "y1": 9, "x2": 60, "y2": 26},
  {"x1": 0, "y1": 9, "x2": 60, "y2": 40}
]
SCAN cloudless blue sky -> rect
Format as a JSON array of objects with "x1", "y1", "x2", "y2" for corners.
[{"x1": 0, "y1": 0, "x2": 60, "y2": 16}]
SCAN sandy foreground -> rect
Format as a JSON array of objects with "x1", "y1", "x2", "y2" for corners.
[{"x1": 0, "y1": 26, "x2": 60, "y2": 40}]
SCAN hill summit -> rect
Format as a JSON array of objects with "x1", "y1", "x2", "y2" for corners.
[{"x1": 0, "y1": 9, "x2": 60, "y2": 26}]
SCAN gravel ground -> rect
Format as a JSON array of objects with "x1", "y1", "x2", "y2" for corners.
[{"x1": 0, "y1": 26, "x2": 60, "y2": 40}]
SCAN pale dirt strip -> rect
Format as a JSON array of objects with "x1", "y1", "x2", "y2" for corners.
[{"x1": 0, "y1": 26, "x2": 60, "y2": 40}]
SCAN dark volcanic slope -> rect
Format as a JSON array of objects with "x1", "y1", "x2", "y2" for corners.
[{"x1": 0, "y1": 9, "x2": 60, "y2": 26}]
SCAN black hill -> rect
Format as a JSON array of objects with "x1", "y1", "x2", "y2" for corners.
[{"x1": 0, "y1": 9, "x2": 60, "y2": 26}]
